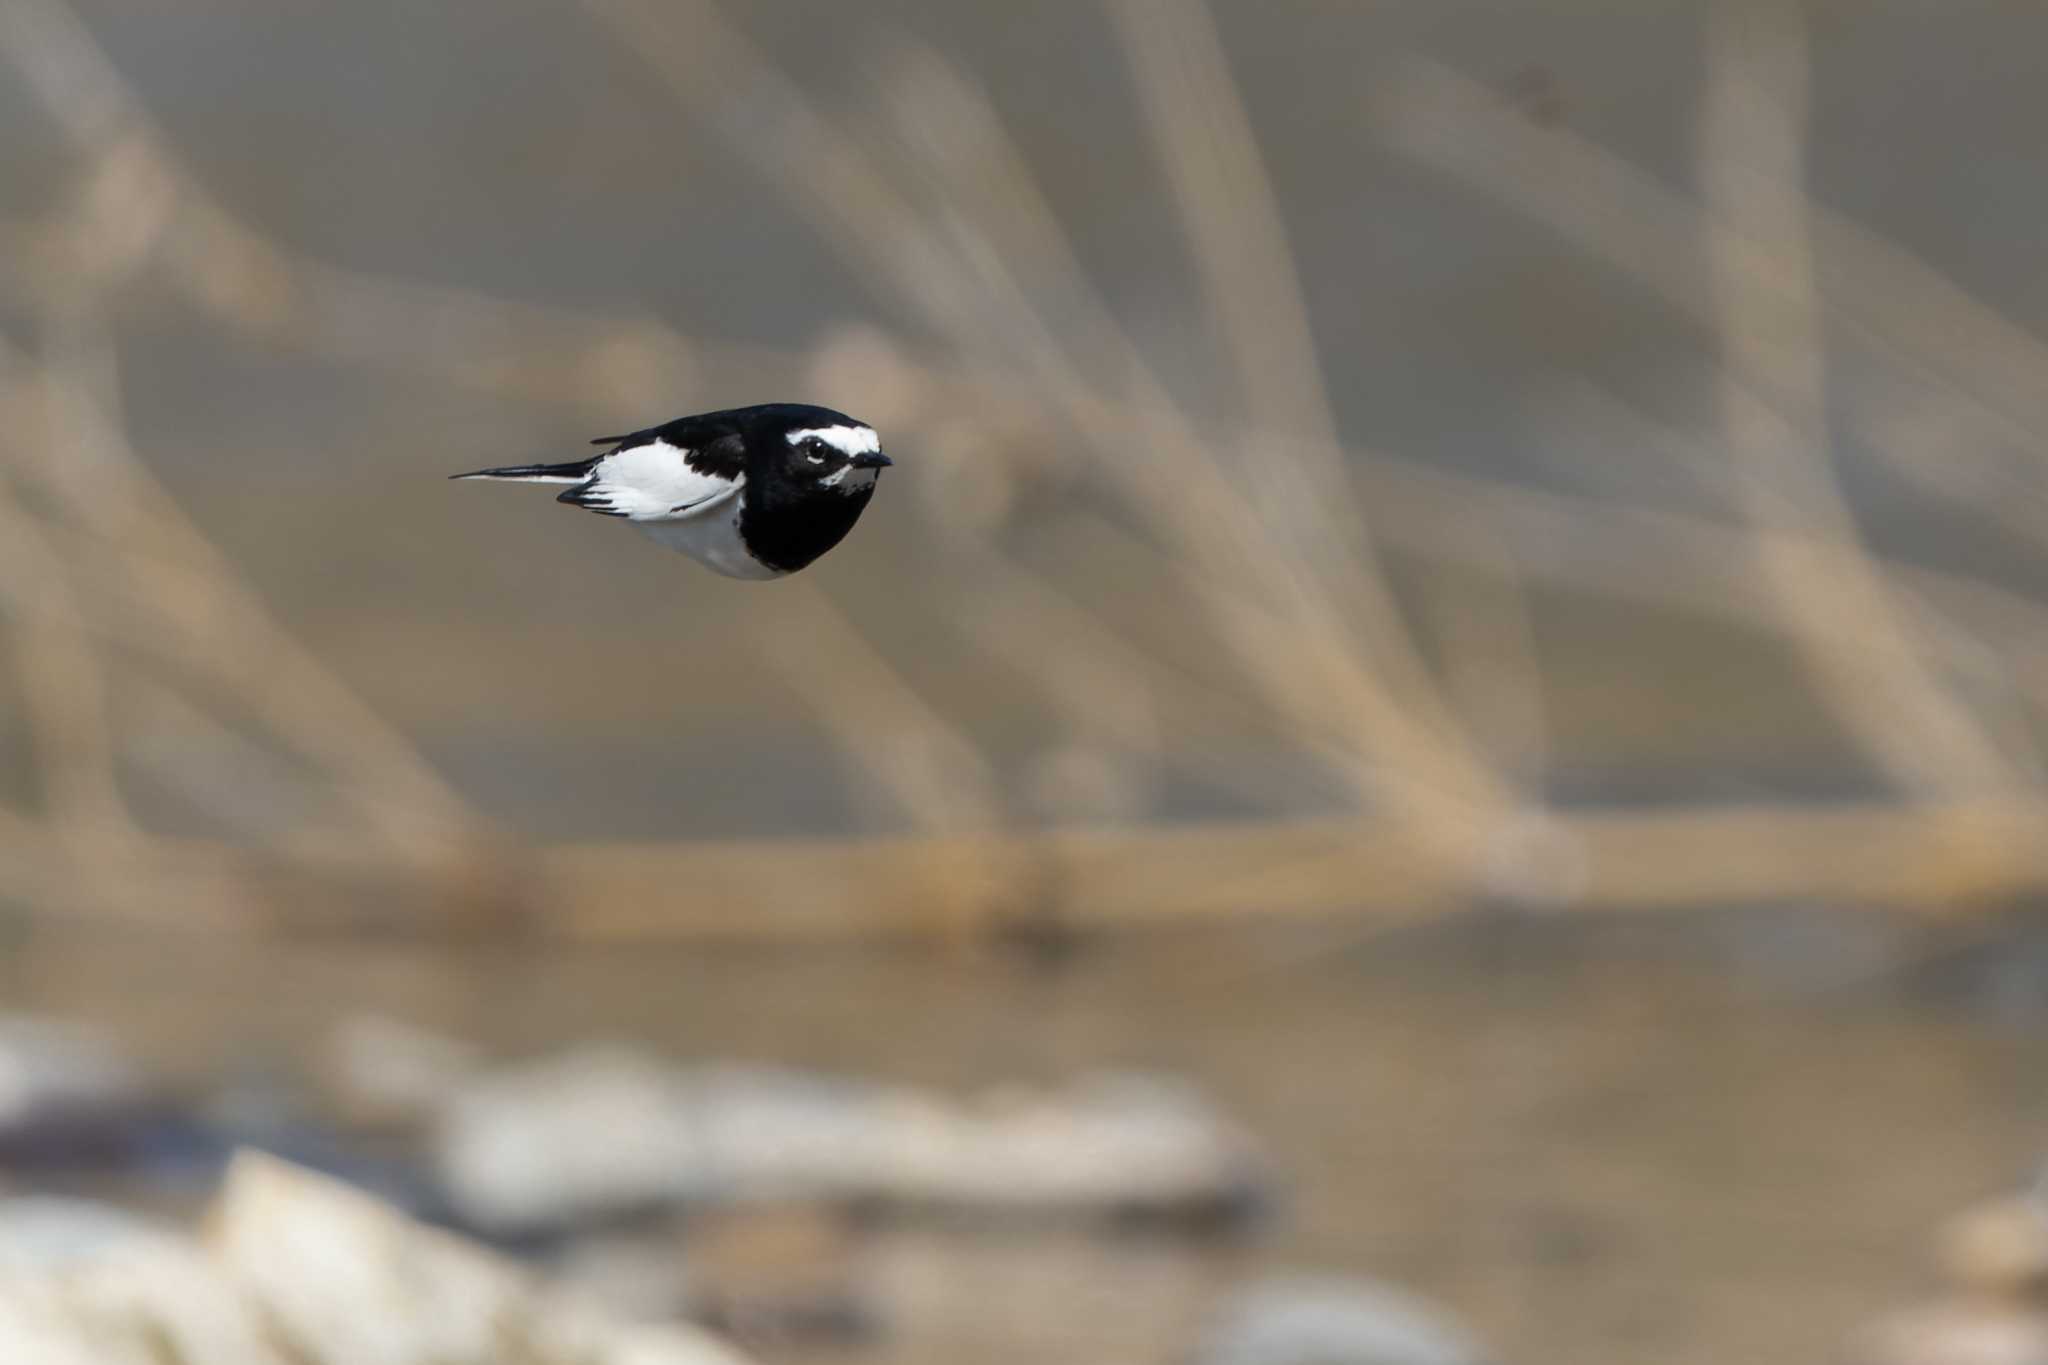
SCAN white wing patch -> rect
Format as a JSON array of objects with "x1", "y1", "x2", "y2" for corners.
[
  {"x1": 786, "y1": 425, "x2": 879, "y2": 457},
  {"x1": 579, "y1": 439, "x2": 742, "y2": 520}
]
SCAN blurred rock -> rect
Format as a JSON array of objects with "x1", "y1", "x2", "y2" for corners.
[
  {"x1": 0, "y1": 1020, "x2": 428, "y2": 1201},
  {"x1": 0, "y1": 1233, "x2": 283, "y2": 1365},
  {"x1": 82, "y1": 1057, "x2": 449, "y2": 1216},
  {"x1": 1940, "y1": 1195, "x2": 2048, "y2": 1298},
  {"x1": 0, "y1": 1015, "x2": 145, "y2": 1132},
  {"x1": 1192, "y1": 1276, "x2": 1494, "y2": 1365},
  {"x1": 1847, "y1": 1302, "x2": 2048, "y2": 1365},
  {"x1": 436, "y1": 1045, "x2": 1265, "y2": 1234},
  {"x1": 0, "y1": 1151, "x2": 752, "y2": 1365},
  {"x1": 0, "y1": 1015, "x2": 153, "y2": 1168},
  {"x1": 212, "y1": 1151, "x2": 750, "y2": 1365},
  {"x1": 437, "y1": 1044, "x2": 707, "y2": 1232},
  {"x1": 324, "y1": 1013, "x2": 486, "y2": 1130},
  {"x1": 1845, "y1": 1191, "x2": 2048, "y2": 1365},
  {"x1": 0, "y1": 1198, "x2": 172, "y2": 1272}
]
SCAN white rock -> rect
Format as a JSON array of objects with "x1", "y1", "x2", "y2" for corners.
[
  {"x1": 435, "y1": 1047, "x2": 1263, "y2": 1234},
  {"x1": 1848, "y1": 1300, "x2": 2048, "y2": 1365},
  {"x1": 438, "y1": 1044, "x2": 713, "y2": 1231},
  {"x1": 0, "y1": 1198, "x2": 170, "y2": 1272},
  {"x1": 211, "y1": 1149, "x2": 752, "y2": 1365},
  {"x1": 324, "y1": 1013, "x2": 486, "y2": 1129},
  {"x1": 0, "y1": 1152, "x2": 756, "y2": 1365},
  {"x1": 0, "y1": 1016, "x2": 143, "y2": 1130},
  {"x1": 1194, "y1": 1276, "x2": 1494, "y2": 1365},
  {"x1": 0, "y1": 1226, "x2": 287, "y2": 1365}
]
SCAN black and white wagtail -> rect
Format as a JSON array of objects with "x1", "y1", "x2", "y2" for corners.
[{"x1": 452, "y1": 403, "x2": 892, "y2": 579}]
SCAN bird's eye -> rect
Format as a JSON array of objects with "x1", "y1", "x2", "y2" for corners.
[{"x1": 803, "y1": 438, "x2": 828, "y2": 464}]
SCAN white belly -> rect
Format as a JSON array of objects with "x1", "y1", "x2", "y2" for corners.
[{"x1": 630, "y1": 493, "x2": 782, "y2": 579}]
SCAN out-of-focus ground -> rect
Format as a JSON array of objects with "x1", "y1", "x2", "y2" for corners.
[
  {"x1": 8, "y1": 2, "x2": 2048, "y2": 1363},
  {"x1": 16, "y1": 924, "x2": 2048, "y2": 1365}
]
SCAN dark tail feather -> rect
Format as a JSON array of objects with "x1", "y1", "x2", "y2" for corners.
[{"x1": 448, "y1": 458, "x2": 595, "y2": 484}]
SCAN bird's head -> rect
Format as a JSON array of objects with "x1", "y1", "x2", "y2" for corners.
[{"x1": 766, "y1": 411, "x2": 892, "y2": 495}]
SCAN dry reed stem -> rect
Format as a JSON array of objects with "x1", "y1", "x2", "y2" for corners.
[
  {"x1": 1105, "y1": 1, "x2": 1342, "y2": 475},
  {"x1": 1418, "y1": 545, "x2": 1552, "y2": 783},
  {"x1": 0, "y1": 2, "x2": 488, "y2": 873},
  {"x1": 28, "y1": 182, "x2": 2020, "y2": 760},
  {"x1": 1375, "y1": 49, "x2": 2024, "y2": 798},
  {"x1": 0, "y1": 309, "x2": 134, "y2": 846},
  {"x1": 522, "y1": 795, "x2": 2048, "y2": 937},
  {"x1": 0, "y1": 0, "x2": 2045, "y2": 934},
  {"x1": 1105, "y1": 0, "x2": 1521, "y2": 811},
  {"x1": 1353, "y1": 454, "x2": 2048, "y2": 712},
  {"x1": 0, "y1": 490, "x2": 134, "y2": 838},
  {"x1": 1372, "y1": 56, "x2": 2048, "y2": 553},
  {"x1": 1030, "y1": 397, "x2": 2048, "y2": 752},
  {"x1": 3, "y1": 791, "x2": 2045, "y2": 942},
  {"x1": 1697, "y1": 3, "x2": 2014, "y2": 798},
  {"x1": 886, "y1": 38, "x2": 1507, "y2": 822},
  {"x1": 0, "y1": 346, "x2": 481, "y2": 862},
  {"x1": 583, "y1": 0, "x2": 1509, "y2": 828},
  {"x1": 754, "y1": 581, "x2": 1005, "y2": 838},
  {"x1": 35, "y1": 172, "x2": 2028, "y2": 761}
]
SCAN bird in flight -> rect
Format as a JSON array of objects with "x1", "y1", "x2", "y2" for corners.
[{"x1": 452, "y1": 403, "x2": 892, "y2": 579}]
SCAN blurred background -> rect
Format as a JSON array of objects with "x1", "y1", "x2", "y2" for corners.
[{"x1": 4, "y1": 0, "x2": 2048, "y2": 1362}]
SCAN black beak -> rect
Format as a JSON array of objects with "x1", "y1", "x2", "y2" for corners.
[{"x1": 852, "y1": 451, "x2": 893, "y2": 469}]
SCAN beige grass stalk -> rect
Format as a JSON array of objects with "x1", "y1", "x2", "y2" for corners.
[
  {"x1": 1697, "y1": 2, "x2": 2013, "y2": 798},
  {"x1": 1374, "y1": 43, "x2": 2021, "y2": 798},
  {"x1": 581, "y1": 0, "x2": 1511, "y2": 836}
]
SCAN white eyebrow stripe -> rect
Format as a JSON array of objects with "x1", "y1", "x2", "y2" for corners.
[{"x1": 786, "y1": 425, "x2": 879, "y2": 456}]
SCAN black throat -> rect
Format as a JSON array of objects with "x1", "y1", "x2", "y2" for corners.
[{"x1": 738, "y1": 471, "x2": 876, "y2": 573}]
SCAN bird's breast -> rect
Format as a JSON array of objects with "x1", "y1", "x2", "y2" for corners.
[
  {"x1": 631, "y1": 499, "x2": 786, "y2": 579},
  {"x1": 738, "y1": 484, "x2": 878, "y2": 575}
]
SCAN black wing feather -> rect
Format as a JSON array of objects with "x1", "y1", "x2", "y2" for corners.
[{"x1": 448, "y1": 457, "x2": 598, "y2": 482}]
